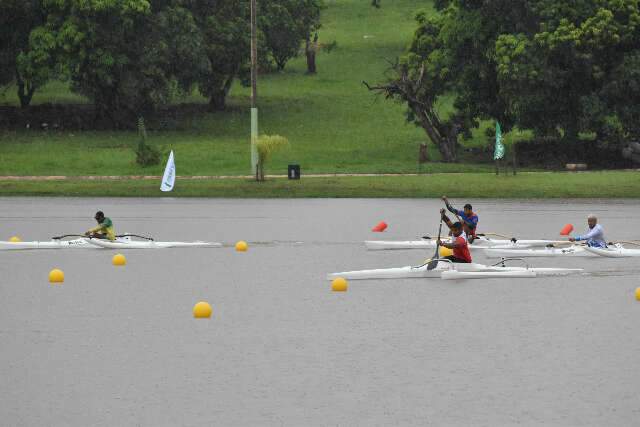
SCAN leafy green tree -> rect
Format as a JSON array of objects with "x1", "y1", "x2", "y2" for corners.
[
  {"x1": 297, "y1": 0, "x2": 324, "y2": 73},
  {"x1": 305, "y1": 32, "x2": 319, "y2": 74},
  {"x1": 48, "y1": 0, "x2": 162, "y2": 121},
  {"x1": 365, "y1": 10, "x2": 464, "y2": 161},
  {"x1": 371, "y1": 0, "x2": 640, "y2": 161},
  {"x1": 157, "y1": 4, "x2": 206, "y2": 95},
  {"x1": 186, "y1": 0, "x2": 250, "y2": 111},
  {"x1": 600, "y1": 52, "x2": 640, "y2": 139},
  {"x1": 41, "y1": 0, "x2": 202, "y2": 123},
  {"x1": 495, "y1": 0, "x2": 640, "y2": 148},
  {"x1": 0, "y1": 0, "x2": 54, "y2": 107},
  {"x1": 185, "y1": 0, "x2": 322, "y2": 109},
  {"x1": 260, "y1": 0, "x2": 322, "y2": 71}
]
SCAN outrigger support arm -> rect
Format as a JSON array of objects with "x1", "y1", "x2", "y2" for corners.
[
  {"x1": 116, "y1": 234, "x2": 155, "y2": 241},
  {"x1": 52, "y1": 234, "x2": 86, "y2": 240}
]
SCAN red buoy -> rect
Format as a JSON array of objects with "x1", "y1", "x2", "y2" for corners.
[
  {"x1": 371, "y1": 221, "x2": 388, "y2": 232},
  {"x1": 559, "y1": 224, "x2": 574, "y2": 235}
]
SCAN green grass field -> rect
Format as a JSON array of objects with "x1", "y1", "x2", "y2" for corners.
[
  {"x1": 0, "y1": 0, "x2": 505, "y2": 177},
  {"x1": 1, "y1": 171, "x2": 637, "y2": 198}
]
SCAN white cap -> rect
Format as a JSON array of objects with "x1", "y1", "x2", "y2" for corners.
[{"x1": 587, "y1": 214, "x2": 597, "y2": 220}]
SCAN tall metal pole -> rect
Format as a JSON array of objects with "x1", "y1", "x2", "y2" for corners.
[{"x1": 250, "y1": 0, "x2": 258, "y2": 176}]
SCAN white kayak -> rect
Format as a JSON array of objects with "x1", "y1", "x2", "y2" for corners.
[
  {"x1": 0, "y1": 238, "x2": 93, "y2": 250},
  {"x1": 482, "y1": 245, "x2": 595, "y2": 258},
  {"x1": 84, "y1": 238, "x2": 221, "y2": 249},
  {"x1": 582, "y1": 245, "x2": 640, "y2": 258},
  {"x1": 365, "y1": 237, "x2": 559, "y2": 251},
  {"x1": 327, "y1": 260, "x2": 582, "y2": 281},
  {"x1": 327, "y1": 261, "x2": 450, "y2": 280},
  {"x1": 442, "y1": 267, "x2": 584, "y2": 280},
  {"x1": 441, "y1": 270, "x2": 536, "y2": 279}
]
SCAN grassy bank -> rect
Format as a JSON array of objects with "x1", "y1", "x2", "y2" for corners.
[
  {"x1": 0, "y1": 0, "x2": 431, "y2": 176},
  {"x1": 1, "y1": 171, "x2": 638, "y2": 198},
  {"x1": 0, "y1": 0, "x2": 510, "y2": 178}
]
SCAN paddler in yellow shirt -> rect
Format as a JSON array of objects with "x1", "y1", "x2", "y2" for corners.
[{"x1": 85, "y1": 211, "x2": 116, "y2": 240}]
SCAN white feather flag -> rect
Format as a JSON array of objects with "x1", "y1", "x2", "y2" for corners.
[{"x1": 160, "y1": 150, "x2": 176, "y2": 192}]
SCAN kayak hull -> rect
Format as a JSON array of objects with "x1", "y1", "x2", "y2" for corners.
[
  {"x1": 0, "y1": 239, "x2": 91, "y2": 250},
  {"x1": 483, "y1": 246, "x2": 595, "y2": 258},
  {"x1": 84, "y1": 238, "x2": 222, "y2": 249},
  {"x1": 582, "y1": 246, "x2": 640, "y2": 258},
  {"x1": 442, "y1": 268, "x2": 582, "y2": 279},
  {"x1": 442, "y1": 270, "x2": 537, "y2": 280},
  {"x1": 365, "y1": 240, "x2": 438, "y2": 250},
  {"x1": 328, "y1": 261, "x2": 582, "y2": 281},
  {"x1": 327, "y1": 262, "x2": 452, "y2": 280},
  {"x1": 365, "y1": 238, "x2": 558, "y2": 251}
]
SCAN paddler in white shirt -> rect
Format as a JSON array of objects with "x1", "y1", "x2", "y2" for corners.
[{"x1": 568, "y1": 214, "x2": 607, "y2": 248}]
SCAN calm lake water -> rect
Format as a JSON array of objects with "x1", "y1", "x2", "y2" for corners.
[{"x1": 1, "y1": 197, "x2": 639, "y2": 426}]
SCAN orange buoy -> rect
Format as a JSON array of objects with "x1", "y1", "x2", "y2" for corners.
[
  {"x1": 559, "y1": 224, "x2": 574, "y2": 236},
  {"x1": 371, "y1": 221, "x2": 388, "y2": 232}
]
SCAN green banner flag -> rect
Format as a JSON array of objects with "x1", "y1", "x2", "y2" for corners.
[{"x1": 494, "y1": 121, "x2": 505, "y2": 160}]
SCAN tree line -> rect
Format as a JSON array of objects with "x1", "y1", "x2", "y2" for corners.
[
  {"x1": 368, "y1": 0, "x2": 640, "y2": 162},
  {"x1": 0, "y1": 0, "x2": 323, "y2": 123}
]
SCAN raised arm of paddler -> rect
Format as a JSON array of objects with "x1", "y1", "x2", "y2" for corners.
[
  {"x1": 440, "y1": 208, "x2": 454, "y2": 230},
  {"x1": 441, "y1": 196, "x2": 458, "y2": 216}
]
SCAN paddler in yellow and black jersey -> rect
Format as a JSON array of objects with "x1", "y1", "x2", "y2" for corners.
[{"x1": 85, "y1": 211, "x2": 116, "y2": 240}]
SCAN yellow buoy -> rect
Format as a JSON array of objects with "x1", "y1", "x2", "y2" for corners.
[
  {"x1": 439, "y1": 246, "x2": 453, "y2": 257},
  {"x1": 235, "y1": 241, "x2": 248, "y2": 252},
  {"x1": 112, "y1": 253, "x2": 126, "y2": 266},
  {"x1": 49, "y1": 268, "x2": 64, "y2": 284},
  {"x1": 9, "y1": 236, "x2": 21, "y2": 243},
  {"x1": 193, "y1": 301, "x2": 213, "y2": 318},
  {"x1": 331, "y1": 277, "x2": 348, "y2": 292},
  {"x1": 635, "y1": 287, "x2": 640, "y2": 301}
]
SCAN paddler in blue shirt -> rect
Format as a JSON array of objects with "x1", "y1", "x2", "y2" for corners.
[
  {"x1": 441, "y1": 196, "x2": 479, "y2": 243},
  {"x1": 569, "y1": 214, "x2": 607, "y2": 248}
]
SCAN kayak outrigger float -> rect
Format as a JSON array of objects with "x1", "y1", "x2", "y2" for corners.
[
  {"x1": 365, "y1": 236, "x2": 560, "y2": 251},
  {"x1": 0, "y1": 234, "x2": 222, "y2": 250},
  {"x1": 327, "y1": 259, "x2": 583, "y2": 281}
]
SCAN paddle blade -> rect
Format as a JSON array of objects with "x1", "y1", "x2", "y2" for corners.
[
  {"x1": 371, "y1": 221, "x2": 388, "y2": 232},
  {"x1": 426, "y1": 258, "x2": 439, "y2": 270},
  {"x1": 560, "y1": 224, "x2": 574, "y2": 235}
]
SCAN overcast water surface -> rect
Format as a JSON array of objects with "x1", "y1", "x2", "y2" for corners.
[{"x1": 1, "y1": 197, "x2": 639, "y2": 426}]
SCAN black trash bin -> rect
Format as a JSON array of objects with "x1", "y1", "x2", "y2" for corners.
[{"x1": 288, "y1": 164, "x2": 301, "y2": 180}]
